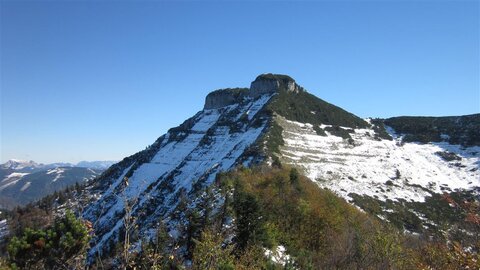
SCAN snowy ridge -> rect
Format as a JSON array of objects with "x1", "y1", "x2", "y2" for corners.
[
  {"x1": 83, "y1": 94, "x2": 274, "y2": 257},
  {"x1": 0, "y1": 167, "x2": 102, "y2": 208},
  {"x1": 0, "y1": 172, "x2": 30, "y2": 191},
  {"x1": 0, "y1": 160, "x2": 40, "y2": 170},
  {"x1": 76, "y1": 161, "x2": 116, "y2": 170},
  {"x1": 0, "y1": 160, "x2": 116, "y2": 171},
  {"x1": 46, "y1": 168, "x2": 66, "y2": 182},
  {"x1": 276, "y1": 115, "x2": 480, "y2": 202}
]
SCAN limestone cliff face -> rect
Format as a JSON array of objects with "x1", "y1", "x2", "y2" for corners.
[
  {"x1": 203, "y1": 74, "x2": 304, "y2": 109},
  {"x1": 203, "y1": 88, "x2": 247, "y2": 109},
  {"x1": 250, "y1": 73, "x2": 303, "y2": 98}
]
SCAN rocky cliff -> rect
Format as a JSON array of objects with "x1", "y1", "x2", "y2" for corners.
[
  {"x1": 204, "y1": 74, "x2": 304, "y2": 109},
  {"x1": 250, "y1": 73, "x2": 303, "y2": 98},
  {"x1": 203, "y1": 88, "x2": 247, "y2": 109}
]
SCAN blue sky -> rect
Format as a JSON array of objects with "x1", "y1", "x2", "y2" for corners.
[{"x1": 1, "y1": 1, "x2": 479, "y2": 163}]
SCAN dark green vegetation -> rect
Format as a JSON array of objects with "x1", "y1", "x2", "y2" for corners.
[
  {"x1": 312, "y1": 125, "x2": 327, "y2": 136},
  {"x1": 323, "y1": 126, "x2": 354, "y2": 140},
  {"x1": 1, "y1": 182, "x2": 84, "y2": 243},
  {"x1": 264, "y1": 121, "x2": 284, "y2": 154},
  {"x1": 261, "y1": 89, "x2": 371, "y2": 153},
  {"x1": 267, "y1": 90, "x2": 369, "y2": 130},
  {"x1": 207, "y1": 88, "x2": 248, "y2": 98},
  {"x1": 370, "y1": 118, "x2": 393, "y2": 140},
  {"x1": 384, "y1": 114, "x2": 480, "y2": 146},
  {"x1": 255, "y1": 73, "x2": 295, "y2": 83},
  {"x1": 7, "y1": 211, "x2": 90, "y2": 269},
  {"x1": 350, "y1": 189, "x2": 480, "y2": 250},
  {"x1": 435, "y1": 151, "x2": 462, "y2": 162}
]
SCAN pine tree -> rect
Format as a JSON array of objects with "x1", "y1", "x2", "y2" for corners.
[
  {"x1": 289, "y1": 168, "x2": 299, "y2": 185},
  {"x1": 233, "y1": 185, "x2": 266, "y2": 251},
  {"x1": 7, "y1": 210, "x2": 90, "y2": 269},
  {"x1": 186, "y1": 209, "x2": 203, "y2": 258}
]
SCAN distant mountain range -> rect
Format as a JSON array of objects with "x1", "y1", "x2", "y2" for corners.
[
  {"x1": 0, "y1": 159, "x2": 116, "y2": 171},
  {"x1": 0, "y1": 159, "x2": 116, "y2": 208}
]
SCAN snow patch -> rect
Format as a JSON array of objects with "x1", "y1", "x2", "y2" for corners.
[
  {"x1": 0, "y1": 172, "x2": 29, "y2": 190},
  {"x1": 0, "y1": 219, "x2": 8, "y2": 239},
  {"x1": 48, "y1": 168, "x2": 66, "y2": 182},
  {"x1": 265, "y1": 245, "x2": 293, "y2": 267},
  {"x1": 277, "y1": 116, "x2": 480, "y2": 202},
  {"x1": 20, "y1": 182, "x2": 31, "y2": 191}
]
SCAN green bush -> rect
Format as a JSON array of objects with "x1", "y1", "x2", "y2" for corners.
[{"x1": 7, "y1": 210, "x2": 90, "y2": 269}]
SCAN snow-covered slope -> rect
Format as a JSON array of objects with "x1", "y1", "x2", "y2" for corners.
[
  {"x1": 0, "y1": 167, "x2": 102, "y2": 208},
  {"x1": 76, "y1": 160, "x2": 116, "y2": 170},
  {"x1": 0, "y1": 160, "x2": 117, "y2": 171},
  {"x1": 0, "y1": 172, "x2": 30, "y2": 191},
  {"x1": 276, "y1": 115, "x2": 479, "y2": 203},
  {"x1": 0, "y1": 159, "x2": 118, "y2": 208},
  {"x1": 83, "y1": 91, "x2": 274, "y2": 257},
  {"x1": 0, "y1": 159, "x2": 42, "y2": 171}
]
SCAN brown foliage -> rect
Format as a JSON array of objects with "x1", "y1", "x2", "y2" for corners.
[{"x1": 8, "y1": 207, "x2": 53, "y2": 236}]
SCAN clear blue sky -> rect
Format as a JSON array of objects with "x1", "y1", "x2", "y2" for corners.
[{"x1": 1, "y1": 1, "x2": 479, "y2": 164}]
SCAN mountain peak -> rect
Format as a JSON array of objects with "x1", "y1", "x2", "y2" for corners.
[
  {"x1": 254, "y1": 73, "x2": 295, "y2": 83},
  {"x1": 250, "y1": 73, "x2": 303, "y2": 98},
  {"x1": 204, "y1": 73, "x2": 303, "y2": 109},
  {"x1": 1, "y1": 159, "x2": 40, "y2": 170}
]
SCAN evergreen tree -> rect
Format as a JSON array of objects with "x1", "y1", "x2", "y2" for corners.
[
  {"x1": 289, "y1": 168, "x2": 299, "y2": 185},
  {"x1": 7, "y1": 210, "x2": 90, "y2": 269},
  {"x1": 198, "y1": 188, "x2": 215, "y2": 229},
  {"x1": 75, "y1": 182, "x2": 81, "y2": 193},
  {"x1": 233, "y1": 184, "x2": 266, "y2": 251},
  {"x1": 186, "y1": 209, "x2": 203, "y2": 258},
  {"x1": 191, "y1": 229, "x2": 234, "y2": 270}
]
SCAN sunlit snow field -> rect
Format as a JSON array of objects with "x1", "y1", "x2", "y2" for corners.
[{"x1": 277, "y1": 116, "x2": 479, "y2": 202}]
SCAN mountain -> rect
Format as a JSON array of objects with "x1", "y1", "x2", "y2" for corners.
[
  {"x1": 0, "y1": 160, "x2": 113, "y2": 208},
  {"x1": 0, "y1": 167, "x2": 102, "y2": 208},
  {"x1": 82, "y1": 74, "x2": 479, "y2": 260},
  {"x1": 76, "y1": 160, "x2": 116, "y2": 170},
  {"x1": 0, "y1": 159, "x2": 42, "y2": 172}
]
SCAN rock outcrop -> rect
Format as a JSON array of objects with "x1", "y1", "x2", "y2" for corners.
[
  {"x1": 203, "y1": 88, "x2": 247, "y2": 109},
  {"x1": 204, "y1": 74, "x2": 304, "y2": 109},
  {"x1": 250, "y1": 73, "x2": 303, "y2": 98}
]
